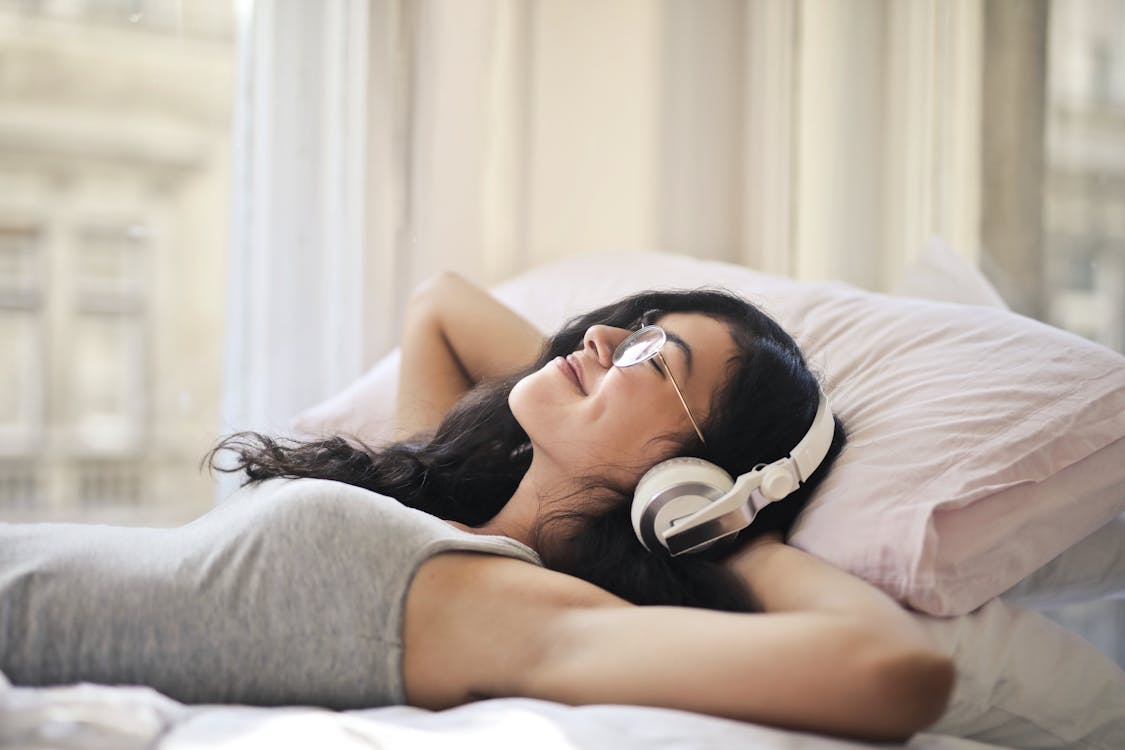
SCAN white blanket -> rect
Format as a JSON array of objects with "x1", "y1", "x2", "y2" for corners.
[{"x1": 0, "y1": 672, "x2": 1012, "y2": 750}]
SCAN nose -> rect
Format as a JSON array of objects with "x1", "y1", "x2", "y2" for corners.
[{"x1": 581, "y1": 324, "x2": 630, "y2": 368}]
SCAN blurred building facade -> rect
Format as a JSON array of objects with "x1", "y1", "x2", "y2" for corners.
[
  {"x1": 0, "y1": 1, "x2": 232, "y2": 523},
  {"x1": 1045, "y1": 0, "x2": 1125, "y2": 352}
]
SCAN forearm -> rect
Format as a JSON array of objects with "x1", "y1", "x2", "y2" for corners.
[
  {"x1": 395, "y1": 302, "x2": 473, "y2": 438},
  {"x1": 395, "y1": 272, "x2": 545, "y2": 438},
  {"x1": 407, "y1": 272, "x2": 544, "y2": 380},
  {"x1": 534, "y1": 605, "x2": 953, "y2": 742}
]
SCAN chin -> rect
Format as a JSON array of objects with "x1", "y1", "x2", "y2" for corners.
[
  {"x1": 509, "y1": 372, "x2": 574, "y2": 457},
  {"x1": 507, "y1": 374, "x2": 544, "y2": 437},
  {"x1": 508, "y1": 373, "x2": 532, "y2": 415}
]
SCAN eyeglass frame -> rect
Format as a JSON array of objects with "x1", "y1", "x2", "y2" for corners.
[{"x1": 612, "y1": 324, "x2": 708, "y2": 445}]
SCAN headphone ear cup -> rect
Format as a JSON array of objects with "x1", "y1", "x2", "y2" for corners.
[{"x1": 632, "y1": 457, "x2": 734, "y2": 552}]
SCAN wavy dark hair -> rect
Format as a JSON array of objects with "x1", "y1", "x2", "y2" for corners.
[{"x1": 208, "y1": 289, "x2": 846, "y2": 613}]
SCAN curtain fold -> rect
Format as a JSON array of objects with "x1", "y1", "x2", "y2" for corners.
[{"x1": 222, "y1": 0, "x2": 371, "y2": 444}]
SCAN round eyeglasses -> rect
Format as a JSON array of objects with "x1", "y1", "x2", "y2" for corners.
[{"x1": 612, "y1": 325, "x2": 707, "y2": 445}]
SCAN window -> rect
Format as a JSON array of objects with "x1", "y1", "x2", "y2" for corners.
[
  {"x1": 0, "y1": 225, "x2": 44, "y2": 457},
  {"x1": 69, "y1": 226, "x2": 149, "y2": 454},
  {"x1": 0, "y1": 0, "x2": 234, "y2": 524},
  {"x1": 1043, "y1": 0, "x2": 1125, "y2": 352}
]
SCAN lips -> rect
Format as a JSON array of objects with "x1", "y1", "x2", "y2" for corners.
[{"x1": 557, "y1": 354, "x2": 586, "y2": 394}]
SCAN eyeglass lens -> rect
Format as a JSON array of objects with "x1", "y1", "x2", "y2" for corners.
[{"x1": 613, "y1": 326, "x2": 667, "y2": 367}]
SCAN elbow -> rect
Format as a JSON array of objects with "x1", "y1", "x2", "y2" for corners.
[
  {"x1": 408, "y1": 271, "x2": 463, "y2": 307},
  {"x1": 865, "y1": 645, "x2": 956, "y2": 742}
]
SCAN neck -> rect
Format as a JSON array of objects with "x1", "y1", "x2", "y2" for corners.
[
  {"x1": 474, "y1": 475, "x2": 541, "y2": 547},
  {"x1": 471, "y1": 451, "x2": 571, "y2": 551}
]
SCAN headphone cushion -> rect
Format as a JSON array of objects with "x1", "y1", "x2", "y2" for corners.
[{"x1": 632, "y1": 458, "x2": 734, "y2": 550}]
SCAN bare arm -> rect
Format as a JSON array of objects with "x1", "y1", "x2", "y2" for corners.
[
  {"x1": 403, "y1": 541, "x2": 954, "y2": 743},
  {"x1": 396, "y1": 272, "x2": 545, "y2": 439},
  {"x1": 722, "y1": 532, "x2": 932, "y2": 649}
]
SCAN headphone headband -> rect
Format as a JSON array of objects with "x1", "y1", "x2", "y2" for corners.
[{"x1": 788, "y1": 390, "x2": 834, "y2": 483}]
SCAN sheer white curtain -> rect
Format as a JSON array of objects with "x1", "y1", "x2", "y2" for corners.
[{"x1": 222, "y1": 0, "x2": 371, "y2": 439}]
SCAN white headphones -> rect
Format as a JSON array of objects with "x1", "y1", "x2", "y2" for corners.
[{"x1": 631, "y1": 389, "x2": 835, "y2": 556}]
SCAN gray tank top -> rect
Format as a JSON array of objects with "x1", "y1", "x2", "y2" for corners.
[{"x1": 0, "y1": 477, "x2": 542, "y2": 708}]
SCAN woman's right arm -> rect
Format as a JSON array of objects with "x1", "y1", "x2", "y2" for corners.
[
  {"x1": 404, "y1": 542, "x2": 953, "y2": 743},
  {"x1": 396, "y1": 272, "x2": 545, "y2": 439}
]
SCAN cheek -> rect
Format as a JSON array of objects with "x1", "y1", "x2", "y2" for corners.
[
  {"x1": 510, "y1": 368, "x2": 683, "y2": 464},
  {"x1": 590, "y1": 381, "x2": 682, "y2": 450}
]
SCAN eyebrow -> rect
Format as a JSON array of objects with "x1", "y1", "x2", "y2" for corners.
[{"x1": 663, "y1": 330, "x2": 694, "y2": 377}]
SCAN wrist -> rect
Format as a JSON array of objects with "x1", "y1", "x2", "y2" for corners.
[
  {"x1": 745, "y1": 530, "x2": 784, "y2": 547},
  {"x1": 721, "y1": 532, "x2": 783, "y2": 587}
]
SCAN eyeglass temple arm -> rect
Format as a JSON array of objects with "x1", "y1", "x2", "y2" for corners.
[{"x1": 657, "y1": 352, "x2": 707, "y2": 445}]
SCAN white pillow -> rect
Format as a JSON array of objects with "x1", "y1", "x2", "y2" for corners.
[
  {"x1": 891, "y1": 236, "x2": 1009, "y2": 310},
  {"x1": 293, "y1": 349, "x2": 403, "y2": 447},
  {"x1": 293, "y1": 251, "x2": 1125, "y2": 616},
  {"x1": 920, "y1": 598, "x2": 1125, "y2": 750},
  {"x1": 1000, "y1": 512, "x2": 1125, "y2": 609}
]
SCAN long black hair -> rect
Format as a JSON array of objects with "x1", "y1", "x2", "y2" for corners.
[{"x1": 208, "y1": 289, "x2": 846, "y2": 612}]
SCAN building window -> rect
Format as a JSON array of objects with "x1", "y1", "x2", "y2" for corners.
[
  {"x1": 69, "y1": 225, "x2": 149, "y2": 453},
  {"x1": 0, "y1": 459, "x2": 41, "y2": 512},
  {"x1": 0, "y1": 224, "x2": 44, "y2": 455},
  {"x1": 1043, "y1": 0, "x2": 1125, "y2": 353}
]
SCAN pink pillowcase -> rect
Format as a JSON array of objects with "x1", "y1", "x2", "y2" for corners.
[
  {"x1": 775, "y1": 281, "x2": 1125, "y2": 614},
  {"x1": 293, "y1": 251, "x2": 1125, "y2": 615}
]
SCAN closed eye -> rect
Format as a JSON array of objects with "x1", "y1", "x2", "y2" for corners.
[{"x1": 649, "y1": 358, "x2": 665, "y2": 378}]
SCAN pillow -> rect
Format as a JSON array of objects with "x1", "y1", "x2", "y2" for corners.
[
  {"x1": 292, "y1": 251, "x2": 1125, "y2": 615},
  {"x1": 919, "y1": 598, "x2": 1125, "y2": 750},
  {"x1": 292, "y1": 349, "x2": 403, "y2": 448},
  {"x1": 892, "y1": 241, "x2": 1125, "y2": 611},
  {"x1": 1000, "y1": 512, "x2": 1125, "y2": 609},
  {"x1": 891, "y1": 236, "x2": 1009, "y2": 310}
]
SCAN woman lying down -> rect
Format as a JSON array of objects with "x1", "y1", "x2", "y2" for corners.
[{"x1": 0, "y1": 273, "x2": 954, "y2": 743}]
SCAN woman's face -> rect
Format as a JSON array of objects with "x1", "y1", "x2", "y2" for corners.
[{"x1": 509, "y1": 312, "x2": 740, "y2": 483}]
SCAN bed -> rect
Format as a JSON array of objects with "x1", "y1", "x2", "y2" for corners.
[
  {"x1": 0, "y1": 677, "x2": 1023, "y2": 750},
  {"x1": 3, "y1": 245, "x2": 1124, "y2": 750}
]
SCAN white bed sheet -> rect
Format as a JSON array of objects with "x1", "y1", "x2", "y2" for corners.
[{"x1": 0, "y1": 674, "x2": 1014, "y2": 750}]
